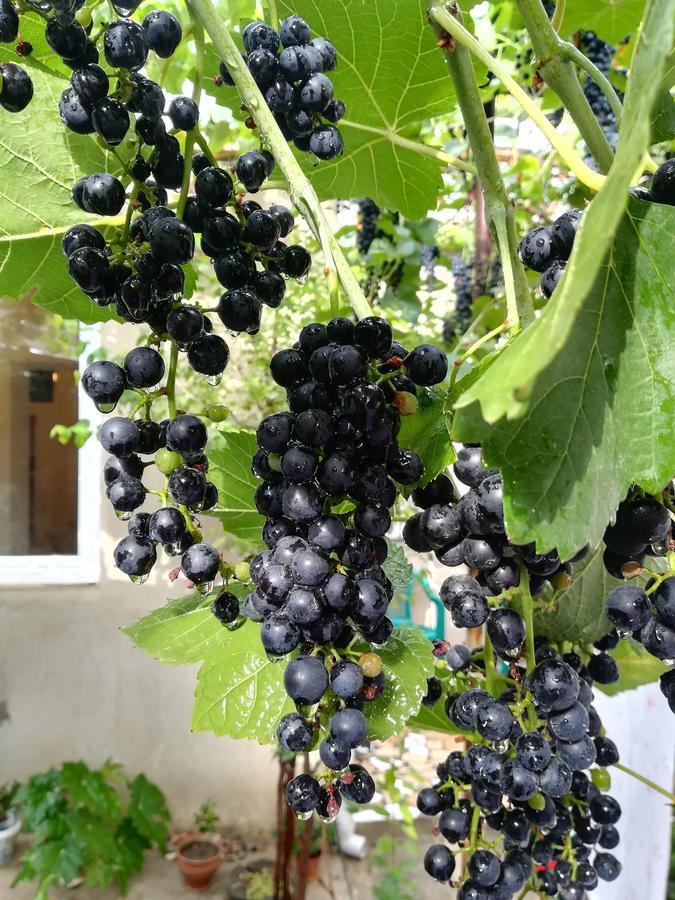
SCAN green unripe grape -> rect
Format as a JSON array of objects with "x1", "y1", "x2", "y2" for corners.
[
  {"x1": 592, "y1": 768, "x2": 611, "y2": 791},
  {"x1": 206, "y1": 404, "x2": 229, "y2": 422},
  {"x1": 156, "y1": 448, "x2": 182, "y2": 475},
  {"x1": 268, "y1": 453, "x2": 282, "y2": 472},
  {"x1": 359, "y1": 652, "x2": 383, "y2": 677},
  {"x1": 75, "y1": 6, "x2": 92, "y2": 26},
  {"x1": 234, "y1": 562, "x2": 250, "y2": 582},
  {"x1": 527, "y1": 793, "x2": 546, "y2": 811}
]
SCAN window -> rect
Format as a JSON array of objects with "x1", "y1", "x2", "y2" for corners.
[{"x1": 0, "y1": 297, "x2": 101, "y2": 585}]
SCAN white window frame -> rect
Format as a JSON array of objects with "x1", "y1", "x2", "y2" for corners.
[{"x1": 0, "y1": 324, "x2": 101, "y2": 586}]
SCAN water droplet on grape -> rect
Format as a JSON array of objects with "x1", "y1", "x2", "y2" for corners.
[
  {"x1": 129, "y1": 573, "x2": 150, "y2": 585},
  {"x1": 115, "y1": 509, "x2": 133, "y2": 521},
  {"x1": 295, "y1": 810, "x2": 313, "y2": 821},
  {"x1": 663, "y1": 658, "x2": 675, "y2": 666},
  {"x1": 164, "y1": 542, "x2": 181, "y2": 557},
  {"x1": 266, "y1": 651, "x2": 285, "y2": 665},
  {"x1": 195, "y1": 581, "x2": 213, "y2": 595},
  {"x1": 651, "y1": 539, "x2": 668, "y2": 555},
  {"x1": 226, "y1": 615, "x2": 247, "y2": 632},
  {"x1": 296, "y1": 273, "x2": 309, "y2": 285},
  {"x1": 205, "y1": 373, "x2": 223, "y2": 386},
  {"x1": 95, "y1": 401, "x2": 117, "y2": 413}
]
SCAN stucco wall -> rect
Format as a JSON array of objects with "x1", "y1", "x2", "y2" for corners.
[{"x1": 0, "y1": 495, "x2": 279, "y2": 832}]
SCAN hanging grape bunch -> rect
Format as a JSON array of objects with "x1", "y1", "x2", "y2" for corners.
[
  {"x1": 417, "y1": 638, "x2": 624, "y2": 897},
  {"x1": 235, "y1": 315, "x2": 448, "y2": 821},
  {"x1": 217, "y1": 15, "x2": 346, "y2": 160},
  {"x1": 519, "y1": 158, "x2": 675, "y2": 299},
  {"x1": 580, "y1": 32, "x2": 619, "y2": 147}
]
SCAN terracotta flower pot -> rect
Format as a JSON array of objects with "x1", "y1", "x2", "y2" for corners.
[{"x1": 173, "y1": 831, "x2": 226, "y2": 892}]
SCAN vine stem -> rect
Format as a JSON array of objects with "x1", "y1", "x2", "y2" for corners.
[
  {"x1": 340, "y1": 118, "x2": 478, "y2": 175},
  {"x1": 429, "y1": 6, "x2": 533, "y2": 330},
  {"x1": 483, "y1": 633, "x2": 496, "y2": 694},
  {"x1": 177, "y1": 18, "x2": 205, "y2": 220},
  {"x1": 448, "y1": 319, "x2": 509, "y2": 393},
  {"x1": 515, "y1": 0, "x2": 614, "y2": 173},
  {"x1": 429, "y1": 5, "x2": 605, "y2": 192},
  {"x1": 519, "y1": 563, "x2": 538, "y2": 730},
  {"x1": 166, "y1": 340, "x2": 178, "y2": 418},
  {"x1": 186, "y1": 0, "x2": 374, "y2": 321},
  {"x1": 550, "y1": 0, "x2": 565, "y2": 32},
  {"x1": 560, "y1": 41, "x2": 623, "y2": 125},
  {"x1": 615, "y1": 763, "x2": 675, "y2": 803}
]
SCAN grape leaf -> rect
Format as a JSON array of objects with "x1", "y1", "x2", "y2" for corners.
[
  {"x1": 381, "y1": 540, "x2": 413, "y2": 595},
  {"x1": 598, "y1": 639, "x2": 668, "y2": 696},
  {"x1": 453, "y1": 0, "x2": 673, "y2": 435},
  {"x1": 528, "y1": 546, "x2": 618, "y2": 645},
  {"x1": 205, "y1": 428, "x2": 265, "y2": 543},
  {"x1": 454, "y1": 200, "x2": 675, "y2": 558},
  {"x1": 59, "y1": 763, "x2": 121, "y2": 822},
  {"x1": 270, "y1": 0, "x2": 457, "y2": 218},
  {"x1": 192, "y1": 621, "x2": 296, "y2": 742},
  {"x1": 126, "y1": 774, "x2": 171, "y2": 848},
  {"x1": 409, "y1": 699, "x2": 462, "y2": 736},
  {"x1": 560, "y1": 0, "x2": 647, "y2": 43},
  {"x1": 361, "y1": 627, "x2": 436, "y2": 741},
  {"x1": 398, "y1": 387, "x2": 455, "y2": 492},
  {"x1": 0, "y1": 36, "x2": 123, "y2": 323},
  {"x1": 122, "y1": 590, "x2": 236, "y2": 665}
]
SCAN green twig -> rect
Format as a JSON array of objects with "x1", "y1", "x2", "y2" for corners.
[
  {"x1": 429, "y1": 6, "x2": 533, "y2": 328},
  {"x1": 177, "y1": 19, "x2": 205, "y2": 220},
  {"x1": 166, "y1": 340, "x2": 179, "y2": 418},
  {"x1": 615, "y1": 763, "x2": 675, "y2": 803},
  {"x1": 550, "y1": 0, "x2": 565, "y2": 33},
  {"x1": 515, "y1": 0, "x2": 614, "y2": 173},
  {"x1": 560, "y1": 41, "x2": 623, "y2": 125},
  {"x1": 448, "y1": 319, "x2": 509, "y2": 394},
  {"x1": 429, "y1": 5, "x2": 605, "y2": 191},
  {"x1": 483, "y1": 633, "x2": 497, "y2": 695},
  {"x1": 518, "y1": 563, "x2": 538, "y2": 730},
  {"x1": 186, "y1": 0, "x2": 374, "y2": 321},
  {"x1": 195, "y1": 131, "x2": 218, "y2": 166}
]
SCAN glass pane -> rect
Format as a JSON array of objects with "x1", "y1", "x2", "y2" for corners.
[{"x1": 0, "y1": 298, "x2": 80, "y2": 555}]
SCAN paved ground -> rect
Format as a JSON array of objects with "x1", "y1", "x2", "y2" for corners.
[{"x1": 0, "y1": 839, "x2": 453, "y2": 899}]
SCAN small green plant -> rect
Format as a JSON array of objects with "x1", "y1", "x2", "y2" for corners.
[
  {"x1": 236, "y1": 865, "x2": 274, "y2": 900},
  {"x1": 371, "y1": 834, "x2": 418, "y2": 900},
  {"x1": 0, "y1": 782, "x2": 20, "y2": 824},
  {"x1": 193, "y1": 799, "x2": 220, "y2": 833},
  {"x1": 12, "y1": 760, "x2": 170, "y2": 897}
]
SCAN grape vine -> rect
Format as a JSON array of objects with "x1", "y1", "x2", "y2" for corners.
[{"x1": 1, "y1": 0, "x2": 674, "y2": 897}]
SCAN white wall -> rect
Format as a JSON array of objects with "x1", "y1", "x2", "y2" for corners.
[{"x1": 0, "y1": 499, "x2": 279, "y2": 831}]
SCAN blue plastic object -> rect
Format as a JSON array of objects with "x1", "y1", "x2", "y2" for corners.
[{"x1": 389, "y1": 569, "x2": 445, "y2": 640}]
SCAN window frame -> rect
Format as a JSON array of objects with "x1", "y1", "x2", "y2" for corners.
[{"x1": 0, "y1": 324, "x2": 101, "y2": 586}]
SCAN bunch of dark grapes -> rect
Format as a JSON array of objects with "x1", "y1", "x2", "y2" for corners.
[
  {"x1": 418, "y1": 641, "x2": 624, "y2": 897},
  {"x1": 519, "y1": 158, "x2": 675, "y2": 298},
  {"x1": 356, "y1": 198, "x2": 381, "y2": 256},
  {"x1": 244, "y1": 315, "x2": 448, "y2": 820},
  {"x1": 0, "y1": 0, "x2": 33, "y2": 112},
  {"x1": 580, "y1": 33, "x2": 618, "y2": 146},
  {"x1": 601, "y1": 489, "x2": 674, "y2": 690},
  {"x1": 452, "y1": 255, "x2": 474, "y2": 331},
  {"x1": 217, "y1": 15, "x2": 345, "y2": 160},
  {"x1": 404, "y1": 448, "x2": 580, "y2": 641}
]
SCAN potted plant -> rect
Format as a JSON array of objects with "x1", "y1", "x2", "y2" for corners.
[
  {"x1": 226, "y1": 858, "x2": 274, "y2": 900},
  {"x1": 173, "y1": 799, "x2": 226, "y2": 892},
  {"x1": 11, "y1": 761, "x2": 170, "y2": 896},
  {"x1": 0, "y1": 782, "x2": 21, "y2": 867}
]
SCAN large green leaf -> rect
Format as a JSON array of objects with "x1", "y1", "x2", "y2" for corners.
[
  {"x1": 529, "y1": 546, "x2": 618, "y2": 645},
  {"x1": 0, "y1": 26, "x2": 122, "y2": 323},
  {"x1": 270, "y1": 0, "x2": 456, "y2": 218},
  {"x1": 192, "y1": 621, "x2": 296, "y2": 742},
  {"x1": 409, "y1": 698, "x2": 461, "y2": 736},
  {"x1": 398, "y1": 387, "x2": 455, "y2": 492},
  {"x1": 599, "y1": 639, "x2": 668, "y2": 696},
  {"x1": 560, "y1": 0, "x2": 647, "y2": 42},
  {"x1": 0, "y1": 230, "x2": 119, "y2": 324},
  {"x1": 454, "y1": 200, "x2": 675, "y2": 558},
  {"x1": 122, "y1": 590, "x2": 235, "y2": 665},
  {"x1": 206, "y1": 428, "x2": 265, "y2": 543},
  {"x1": 361, "y1": 627, "x2": 436, "y2": 740},
  {"x1": 455, "y1": 0, "x2": 674, "y2": 430},
  {"x1": 126, "y1": 774, "x2": 171, "y2": 849}
]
